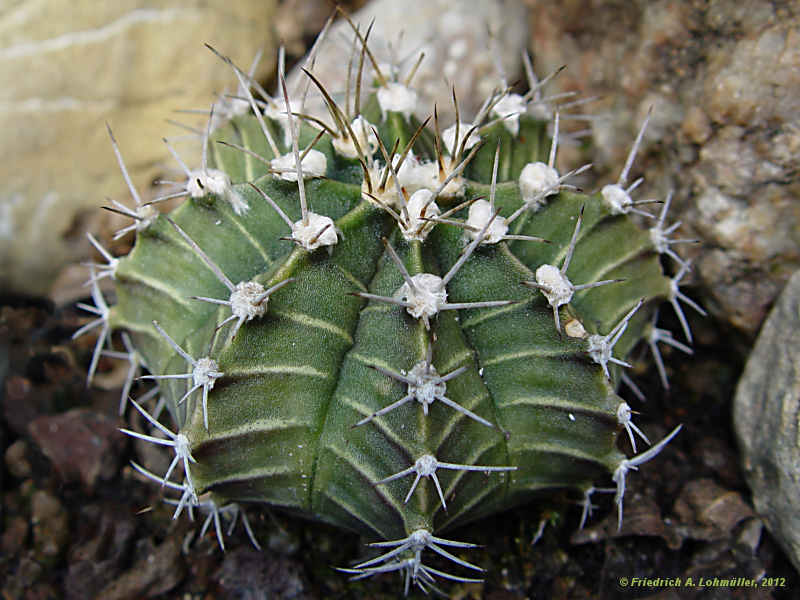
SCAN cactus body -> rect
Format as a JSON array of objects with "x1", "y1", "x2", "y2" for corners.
[{"x1": 81, "y1": 34, "x2": 694, "y2": 593}]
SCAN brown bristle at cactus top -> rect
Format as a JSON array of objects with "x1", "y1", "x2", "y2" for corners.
[{"x1": 73, "y1": 12, "x2": 699, "y2": 596}]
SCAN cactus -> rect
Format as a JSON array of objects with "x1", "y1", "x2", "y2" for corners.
[{"x1": 75, "y1": 19, "x2": 699, "y2": 596}]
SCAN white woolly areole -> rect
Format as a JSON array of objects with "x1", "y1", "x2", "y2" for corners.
[
  {"x1": 362, "y1": 153, "x2": 416, "y2": 209},
  {"x1": 174, "y1": 433, "x2": 193, "y2": 464},
  {"x1": 212, "y1": 95, "x2": 249, "y2": 125},
  {"x1": 188, "y1": 169, "x2": 230, "y2": 198},
  {"x1": 291, "y1": 212, "x2": 338, "y2": 250},
  {"x1": 264, "y1": 97, "x2": 303, "y2": 146},
  {"x1": 396, "y1": 273, "x2": 446, "y2": 324},
  {"x1": 377, "y1": 82, "x2": 418, "y2": 118},
  {"x1": 415, "y1": 454, "x2": 438, "y2": 476},
  {"x1": 535, "y1": 264, "x2": 574, "y2": 309},
  {"x1": 649, "y1": 225, "x2": 670, "y2": 254},
  {"x1": 491, "y1": 93, "x2": 528, "y2": 136},
  {"x1": 271, "y1": 149, "x2": 327, "y2": 181},
  {"x1": 193, "y1": 357, "x2": 220, "y2": 388},
  {"x1": 527, "y1": 101, "x2": 552, "y2": 121},
  {"x1": 519, "y1": 162, "x2": 560, "y2": 209},
  {"x1": 601, "y1": 183, "x2": 632, "y2": 215},
  {"x1": 442, "y1": 122, "x2": 480, "y2": 155},
  {"x1": 408, "y1": 529, "x2": 433, "y2": 550},
  {"x1": 136, "y1": 204, "x2": 159, "y2": 232},
  {"x1": 402, "y1": 160, "x2": 438, "y2": 192},
  {"x1": 361, "y1": 171, "x2": 400, "y2": 209},
  {"x1": 400, "y1": 158, "x2": 464, "y2": 198},
  {"x1": 332, "y1": 116, "x2": 379, "y2": 159},
  {"x1": 616, "y1": 401, "x2": 632, "y2": 425},
  {"x1": 587, "y1": 333, "x2": 611, "y2": 366},
  {"x1": 395, "y1": 152, "x2": 419, "y2": 183},
  {"x1": 440, "y1": 177, "x2": 465, "y2": 198},
  {"x1": 407, "y1": 363, "x2": 446, "y2": 409},
  {"x1": 376, "y1": 152, "x2": 463, "y2": 199},
  {"x1": 361, "y1": 154, "x2": 440, "y2": 210},
  {"x1": 229, "y1": 280, "x2": 269, "y2": 322},
  {"x1": 187, "y1": 169, "x2": 249, "y2": 215},
  {"x1": 401, "y1": 189, "x2": 440, "y2": 241},
  {"x1": 466, "y1": 199, "x2": 508, "y2": 244}
]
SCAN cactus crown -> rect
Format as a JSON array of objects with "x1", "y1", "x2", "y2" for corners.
[{"x1": 75, "y1": 16, "x2": 699, "y2": 595}]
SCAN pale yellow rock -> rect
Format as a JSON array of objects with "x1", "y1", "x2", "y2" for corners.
[{"x1": 0, "y1": 0, "x2": 277, "y2": 296}]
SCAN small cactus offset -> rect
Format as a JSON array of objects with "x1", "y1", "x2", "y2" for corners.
[{"x1": 76, "y1": 16, "x2": 699, "y2": 595}]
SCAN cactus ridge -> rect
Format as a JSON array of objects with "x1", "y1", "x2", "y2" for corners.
[{"x1": 73, "y1": 23, "x2": 699, "y2": 594}]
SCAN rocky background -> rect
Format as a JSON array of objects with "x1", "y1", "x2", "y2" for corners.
[
  {"x1": 2, "y1": 0, "x2": 799, "y2": 598},
  {"x1": 525, "y1": 0, "x2": 800, "y2": 339},
  {"x1": 0, "y1": 1, "x2": 280, "y2": 298}
]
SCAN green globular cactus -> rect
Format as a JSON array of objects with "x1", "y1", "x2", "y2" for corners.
[{"x1": 75, "y1": 23, "x2": 699, "y2": 595}]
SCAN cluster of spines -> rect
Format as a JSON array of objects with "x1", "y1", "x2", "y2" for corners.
[{"x1": 71, "y1": 13, "x2": 703, "y2": 594}]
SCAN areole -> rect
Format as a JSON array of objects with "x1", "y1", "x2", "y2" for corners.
[{"x1": 74, "y1": 11, "x2": 699, "y2": 596}]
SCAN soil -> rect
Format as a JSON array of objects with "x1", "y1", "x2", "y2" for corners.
[{"x1": 1, "y1": 270, "x2": 798, "y2": 599}]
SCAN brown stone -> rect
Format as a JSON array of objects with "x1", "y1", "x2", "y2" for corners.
[{"x1": 27, "y1": 407, "x2": 126, "y2": 491}]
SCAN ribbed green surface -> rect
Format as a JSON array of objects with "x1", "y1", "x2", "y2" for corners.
[{"x1": 111, "y1": 105, "x2": 668, "y2": 539}]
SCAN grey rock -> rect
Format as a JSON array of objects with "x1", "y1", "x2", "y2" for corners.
[
  {"x1": 287, "y1": 0, "x2": 529, "y2": 124},
  {"x1": 65, "y1": 503, "x2": 136, "y2": 600},
  {"x1": 525, "y1": 1, "x2": 800, "y2": 336},
  {"x1": 97, "y1": 536, "x2": 185, "y2": 600},
  {"x1": 734, "y1": 269, "x2": 800, "y2": 573},
  {"x1": 215, "y1": 547, "x2": 312, "y2": 600}
]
